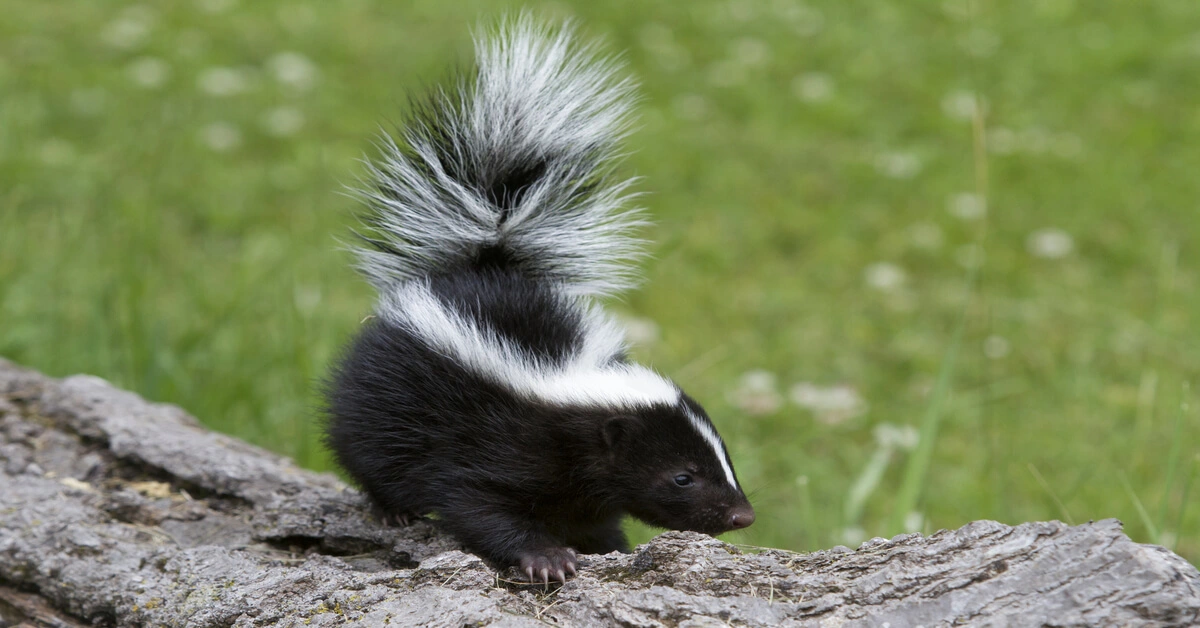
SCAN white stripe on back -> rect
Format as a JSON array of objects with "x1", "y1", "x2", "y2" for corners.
[{"x1": 378, "y1": 282, "x2": 680, "y2": 410}]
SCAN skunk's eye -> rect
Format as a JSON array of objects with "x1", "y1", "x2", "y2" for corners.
[{"x1": 673, "y1": 474, "x2": 694, "y2": 487}]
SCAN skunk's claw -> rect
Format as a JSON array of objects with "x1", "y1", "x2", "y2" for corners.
[{"x1": 518, "y1": 547, "x2": 577, "y2": 584}]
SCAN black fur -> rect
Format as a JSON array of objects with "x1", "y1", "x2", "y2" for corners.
[
  {"x1": 325, "y1": 270, "x2": 753, "y2": 575},
  {"x1": 323, "y1": 19, "x2": 753, "y2": 583}
]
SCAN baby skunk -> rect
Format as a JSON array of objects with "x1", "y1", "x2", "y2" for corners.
[{"x1": 324, "y1": 17, "x2": 754, "y2": 584}]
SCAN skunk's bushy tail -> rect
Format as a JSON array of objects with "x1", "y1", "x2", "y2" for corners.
[{"x1": 353, "y1": 17, "x2": 643, "y2": 298}]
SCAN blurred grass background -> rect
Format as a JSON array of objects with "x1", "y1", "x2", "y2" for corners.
[{"x1": 3, "y1": 0, "x2": 1198, "y2": 563}]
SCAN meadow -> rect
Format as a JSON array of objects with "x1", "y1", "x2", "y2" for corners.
[{"x1": 3, "y1": 0, "x2": 1198, "y2": 563}]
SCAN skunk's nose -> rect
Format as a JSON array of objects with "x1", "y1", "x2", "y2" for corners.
[{"x1": 729, "y1": 505, "x2": 756, "y2": 530}]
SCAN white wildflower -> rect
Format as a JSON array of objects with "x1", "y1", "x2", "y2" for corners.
[
  {"x1": 841, "y1": 527, "x2": 866, "y2": 546},
  {"x1": 903, "y1": 511, "x2": 925, "y2": 533},
  {"x1": 864, "y1": 262, "x2": 906, "y2": 291},
  {"x1": 102, "y1": 10, "x2": 153, "y2": 50},
  {"x1": 941, "y1": 89, "x2": 979, "y2": 121},
  {"x1": 619, "y1": 316, "x2": 660, "y2": 347},
  {"x1": 197, "y1": 67, "x2": 249, "y2": 96},
  {"x1": 908, "y1": 223, "x2": 944, "y2": 250},
  {"x1": 983, "y1": 335, "x2": 1011, "y2": 359},
  {"x1": 267, "y1": 52, "x2": 318, "y2": 90},
  {"x1": 729, "y1": 370, "x2": 783, "y2": 416},
  {"x1": 793, "y1": 73, "x2": 833, "y2": 103},
  {"x1": 200, "y1": 122, "x2": 242, "y2": 152},
  {"x1": 948, "y1": 192, "x2": 986, "y2": 220},
  {"x1": 875, "y1": 151, "x2": 923, "y2": 179},
  {"x1": 127, "y1": 57, "x2": 170, "y2": 89},
  {"x1": 732, "y1": 38, "x2": 769, "y2": 66},
  {"x1": 790, "y1": 382, "x2": 867, "y2": 425},
  {"x1": 874, "y1": 423, "x2": 918, "y2": 451},
  {"x1": 1028, "y1": 228, "x2": 1074, "y2": 259},
  {"x1": 262, "y1": 107, "x2": 304, "y2": 136},
  {"x1": 293, "y1": 284, "x2": 322, "y2": 314}
]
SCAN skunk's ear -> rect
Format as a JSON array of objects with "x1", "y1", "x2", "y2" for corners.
[{"x1": 602, "y1": 415, "x2": 636, "y2": 450}]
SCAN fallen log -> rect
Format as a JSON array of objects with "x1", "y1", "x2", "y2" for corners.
[{"x1": 1, "y1": 358, "x2": 1197, "y2": 627}]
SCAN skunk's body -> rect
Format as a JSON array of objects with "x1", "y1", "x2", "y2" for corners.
[{"x1": 324, "y1": 18, "x2": 753, "y2": 583}]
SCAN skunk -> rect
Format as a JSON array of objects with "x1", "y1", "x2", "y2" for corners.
[{"x1": 324, "y1": 17, "x2": 754, "y2": 584}]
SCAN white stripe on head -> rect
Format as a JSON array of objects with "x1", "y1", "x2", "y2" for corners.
[
  {"x1": 379, "y1": 282, "x2": 680, "y2": 410},
  {"x1": 685, "y1": 409, "x2": 739, "y2": 490}
]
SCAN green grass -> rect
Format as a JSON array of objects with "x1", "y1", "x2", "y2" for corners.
[{"x1": 3, "y1": 0, "x2": 1199, "y2": 564}]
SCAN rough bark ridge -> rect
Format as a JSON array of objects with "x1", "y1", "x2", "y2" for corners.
[{"x1": 1, "y1": 358, "x2": 1197, "y2": 627}]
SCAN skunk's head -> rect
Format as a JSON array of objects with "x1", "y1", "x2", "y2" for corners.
[{"x1": 600, "y1": 393, "x2": 754, "y2": 535}]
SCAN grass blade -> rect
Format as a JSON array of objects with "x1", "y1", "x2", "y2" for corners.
[
  {"x1": 797, "y1": 475, "x2": 819, "y2": 551},
  {"x1": 1157, "y1": 382, "x2": 1189, "y2": 535},
  {"x1": 1120, "y1": 471, "x2": 1159, "y2": 543},
  {"x1": 1028, "y1": 463, "x2": 1074, "y2": 525},
  {"x1": 845, "y1": 447, "x2": 894, "y2": 527},
  {"x1": 1172, "y1": 455, "x2": 1198, "y2": 552},
  {"x1": 887, "y1": 299, "x2": 969, "y2": 535}
]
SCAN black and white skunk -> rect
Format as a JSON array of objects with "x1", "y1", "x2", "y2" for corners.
[{"x1": 324, "y1": 17, "x2": 754, "y2": 584}]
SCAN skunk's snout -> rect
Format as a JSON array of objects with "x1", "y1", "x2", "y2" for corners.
[{"x1": 729, "y1": 504, "x2": 756, "y2": 530}]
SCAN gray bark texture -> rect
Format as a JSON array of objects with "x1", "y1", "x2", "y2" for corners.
[{"x1": 1, "y1": 358, "x2": 1198, "y2": 627}]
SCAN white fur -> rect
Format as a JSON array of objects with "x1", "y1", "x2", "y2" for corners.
[
  {"x1": 353, "y1": 16, "x2": 644, "y2": 298},
  {"x1": 353, "y1": 17, "x2": 739, "y2": 491},
  {"x1": 378, "y1": 282, "x2": 680, "y2": 410},
  {"x1": 686, "y1": 409, "x2": 740, "y2": 490},
  {"x1": 382, "y1": 282, "x2": 739, "y2": 487}
]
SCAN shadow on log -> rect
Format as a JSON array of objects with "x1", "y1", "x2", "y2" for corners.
[{"x1": 1, "y1": 357, "x2": 1198, "y2": 627}]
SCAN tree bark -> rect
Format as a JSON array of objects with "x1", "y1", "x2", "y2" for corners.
[{"x1": 1, "y1": 358, "x2": 1197, "y2": 627}]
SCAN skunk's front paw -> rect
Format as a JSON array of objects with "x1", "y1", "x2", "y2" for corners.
[{"x1": 518, "y1": 547, "x2": 578, "y2": 584}]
